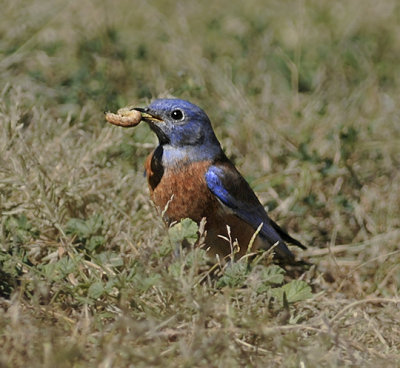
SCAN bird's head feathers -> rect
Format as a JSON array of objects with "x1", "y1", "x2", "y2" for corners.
[{"x1": 135, "y1": 98, "x2": 223, "y2": 163}]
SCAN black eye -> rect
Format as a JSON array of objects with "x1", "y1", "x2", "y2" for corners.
[{"x1": 171, "y1": 109, "x2": 184, "y2": 121}]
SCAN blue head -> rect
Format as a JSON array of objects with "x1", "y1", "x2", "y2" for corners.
[{"x1": 135, "y1": 99, "x2": 223, "y2": 162}]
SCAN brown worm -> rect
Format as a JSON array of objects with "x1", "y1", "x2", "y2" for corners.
[{"x1": 105, "y1": 108, "x2": 142, "y2": 127}]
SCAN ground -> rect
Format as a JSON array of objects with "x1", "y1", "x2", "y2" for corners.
[{"x1": 0, "y1": 0, "x2": 399, "y2": 367}]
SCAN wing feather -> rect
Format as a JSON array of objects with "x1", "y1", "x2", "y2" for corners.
[{"x1": 205, "y1": 160, "x2": 304, "y2": 258}]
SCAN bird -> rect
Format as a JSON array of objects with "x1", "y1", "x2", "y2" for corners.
[{"x1": 127, "y1": 99, "x2": 305, "y2": 261}]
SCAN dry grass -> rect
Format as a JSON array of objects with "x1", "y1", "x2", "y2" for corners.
[{"x1": 1, "y1": 0, "x2": 400, "y2": 366}]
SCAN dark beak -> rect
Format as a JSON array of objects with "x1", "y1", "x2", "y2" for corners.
[
  {"x1": 132, "y1": 107, "x2": 148, "y2": 113},
  {"x1": 132, "y1": 107, "x2": 163, "y2": 123}
]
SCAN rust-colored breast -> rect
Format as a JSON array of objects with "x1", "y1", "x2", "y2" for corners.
[
  {"x1": 148, "y1": 158, "x2": 218, "y2": 223},
  {"x1": 144, "y1": 150, "x2": 268, "y2": 258}
]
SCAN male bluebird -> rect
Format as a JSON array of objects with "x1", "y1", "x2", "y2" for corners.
[{"x1": 113, "y1": 99, "x2": 305, "y2": 261}]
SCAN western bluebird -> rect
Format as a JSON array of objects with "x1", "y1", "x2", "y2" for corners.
[{"x1": 109, "y1": 99, "x2": 305, "y2": 261}]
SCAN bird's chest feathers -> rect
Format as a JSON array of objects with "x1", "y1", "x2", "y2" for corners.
[{"x1": 145, "y1": 146, "x2": 216, "y2": 223}]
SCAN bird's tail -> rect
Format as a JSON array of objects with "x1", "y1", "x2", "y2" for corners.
[{"x1": 270, "y1": 221, "x2": 306, "y2": 250}]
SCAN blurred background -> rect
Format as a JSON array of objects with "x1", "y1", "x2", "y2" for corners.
[
  {"x1": 2, "y1": 0, "x2": 399, "y2": 251},
  {"x1": 1, "y1": 0, "x2": 400, "y2": 366}
]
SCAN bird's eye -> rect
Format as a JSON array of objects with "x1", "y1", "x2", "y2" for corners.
[{"x1": 170, "y1": 109, "x2": 184, "y2": 121}]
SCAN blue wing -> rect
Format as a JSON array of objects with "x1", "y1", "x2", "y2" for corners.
[{"x1": 205, "y1": 161, "x2": 304, "y2": 259}]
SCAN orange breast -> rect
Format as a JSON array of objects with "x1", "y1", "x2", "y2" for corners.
[
  {"x1": 144, "y1": 152, "x2": 267, "y2": 259},
  {"x1": 147, "y1": 159, "x2": 218, "y2": 223}
]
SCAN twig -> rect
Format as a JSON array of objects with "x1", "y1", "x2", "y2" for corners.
[{"x1": 330, "y1": 298, "x2": 400, "y2": 324}]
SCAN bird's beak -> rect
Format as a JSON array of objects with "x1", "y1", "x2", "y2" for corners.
[{"x1": 133, "y1": 107, "x2": 163, "y2": 123}]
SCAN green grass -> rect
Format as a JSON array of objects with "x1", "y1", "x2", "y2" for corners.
[{"x1": 1, "y1": 0, "x2": 400, "y2": 366}]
